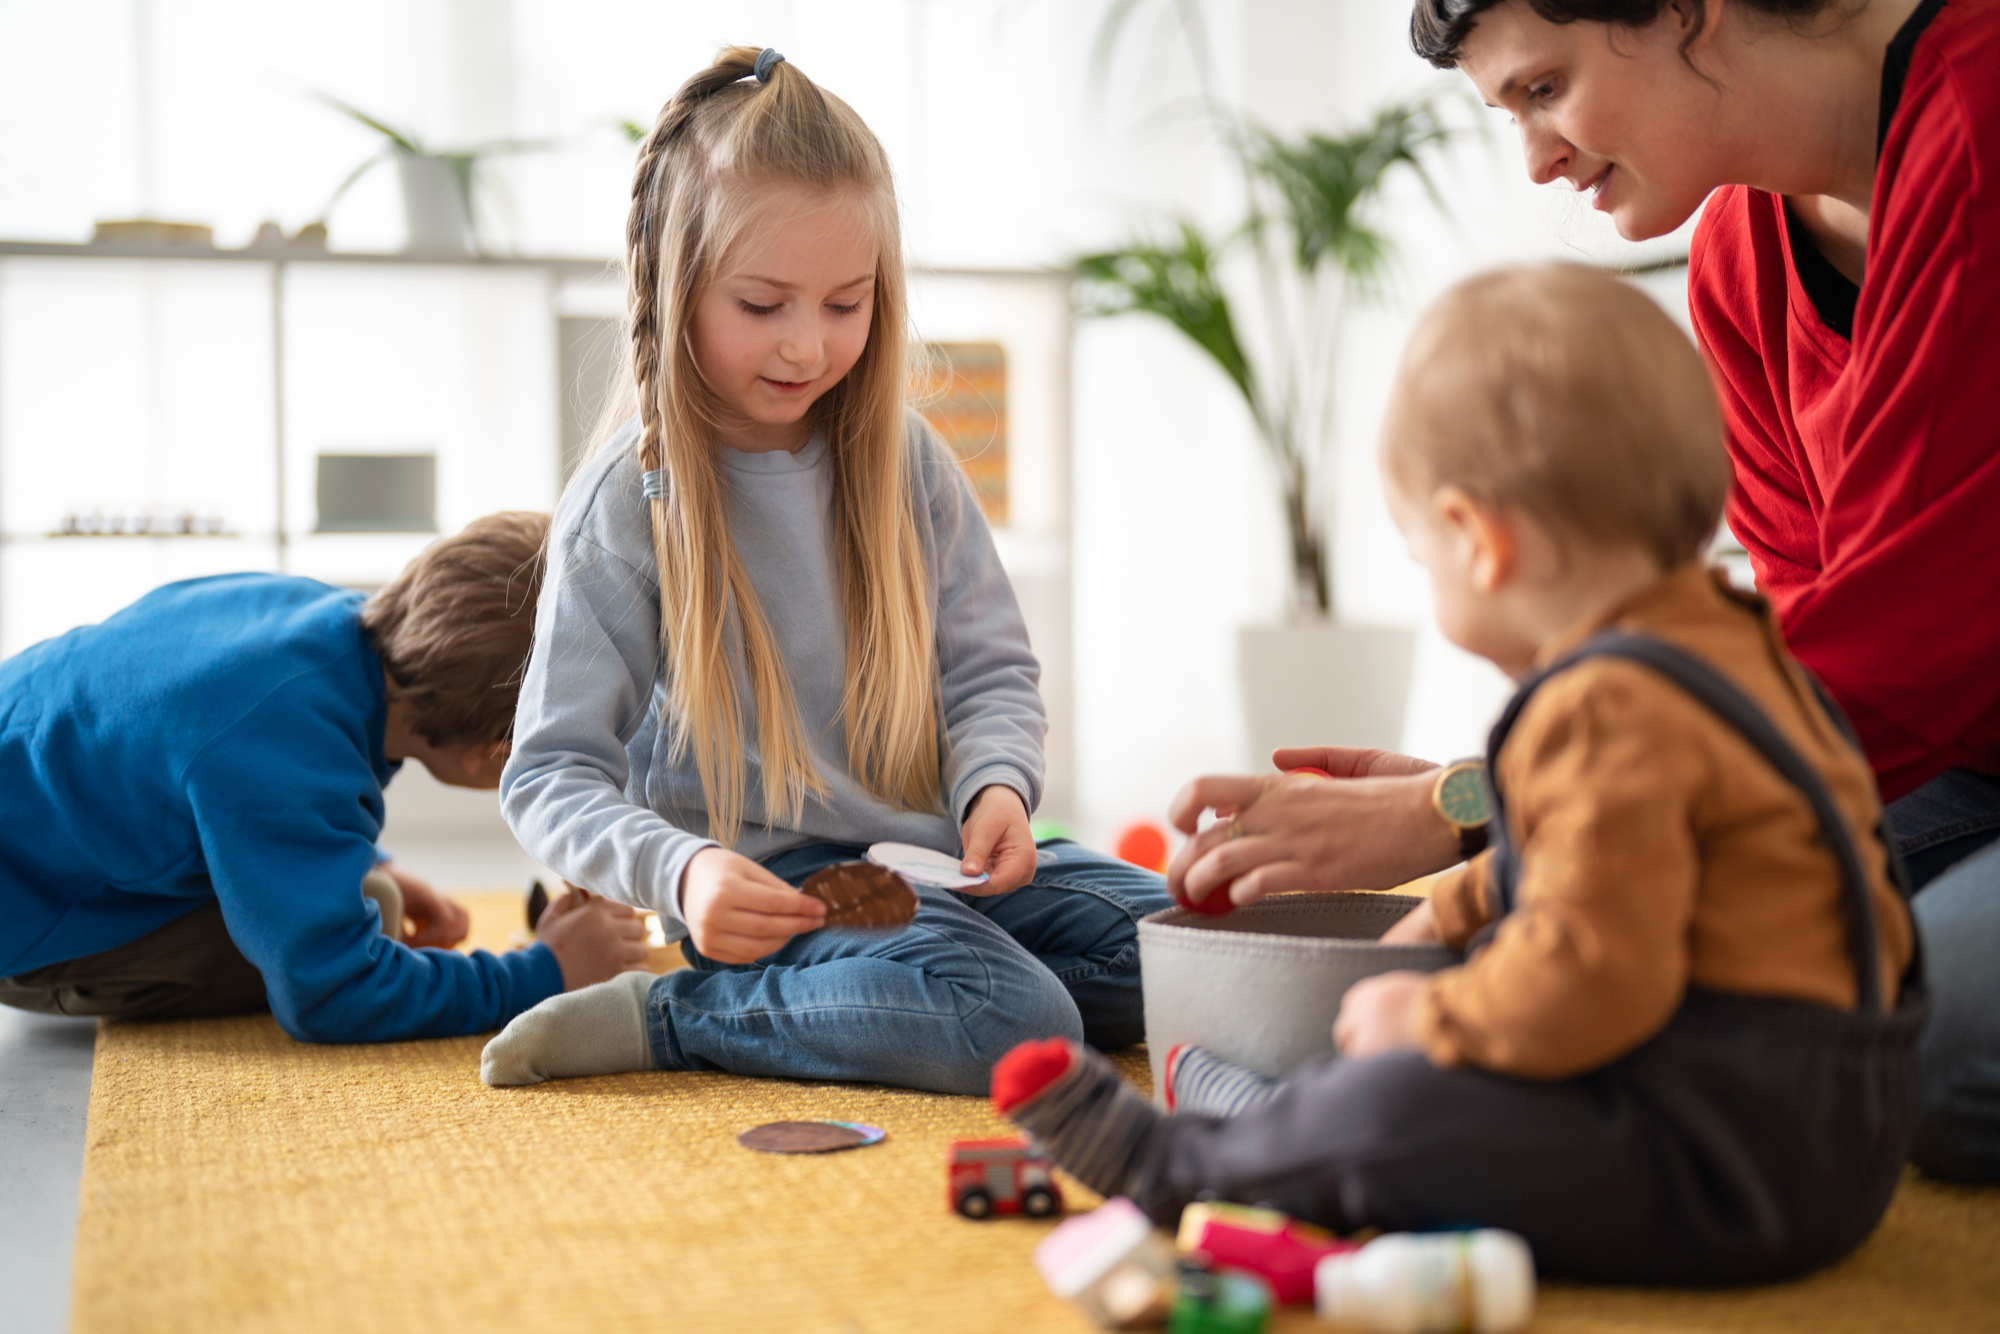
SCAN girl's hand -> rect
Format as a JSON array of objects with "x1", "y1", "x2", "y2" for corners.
[
  {"x1": 1379, "y1": 899, "x2": 1442, "y2": 945},
  {"x1": 1333, "y1": 971, "x2": 1429, "y2": 1059},
  {"x1": 382, "y1": 862, "x2": 471, "y2": 949},
  {"x1": 680, "y1": 847, "x2": 828, "y2": 964},
  {"x1": 958, "y1": 785, "x2": 1036, "y2": 896}
]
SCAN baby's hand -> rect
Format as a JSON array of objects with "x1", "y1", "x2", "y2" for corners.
[
  {"x1": 1379, "y1": 899, "x2": 1441, "y2": 945},
  {"x1": 958, "y1": 785, "x2": 1036, "y2": 896},
  {"x1": 1333, "y1": 971, "x2": 1428, "y2": 1058},
  {"x1": 680, "y1": 847, "x2": 827, "y2": 964}
]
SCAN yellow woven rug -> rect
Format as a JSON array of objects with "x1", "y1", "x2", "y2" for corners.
[{"x1": 70, "y1": 892, "x2": 2000, "y2": 1333}]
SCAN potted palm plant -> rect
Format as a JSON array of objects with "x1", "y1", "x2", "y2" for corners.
[{"x1": 1076, "y1": 96, "x2": 1453, "y2": 759}]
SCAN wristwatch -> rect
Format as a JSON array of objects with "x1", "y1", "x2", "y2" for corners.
[{"x1": 1431, "y1": 759, "x2": 1493, "y2": 861}]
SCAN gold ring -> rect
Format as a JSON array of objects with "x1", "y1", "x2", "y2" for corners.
[{"x1": 1226, "y1": 817, "x2": 1246, "y2": 841}]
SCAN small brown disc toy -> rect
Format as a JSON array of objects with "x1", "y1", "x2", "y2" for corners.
[{"x1": 800, "y1": 862, "x2": 918, "y2": 929}]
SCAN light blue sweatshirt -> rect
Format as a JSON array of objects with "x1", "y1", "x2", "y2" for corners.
[{"x1": 501, "y1": 414, "x2": 1046, "y2": 935}]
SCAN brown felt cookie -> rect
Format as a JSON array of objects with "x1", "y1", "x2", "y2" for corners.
[
  {"x1": 737, "y1": 1121, "x2": 872, "y2": 1154},
  {"x1": 800, "y1": 862, "x2": 918, "y2": 929}
]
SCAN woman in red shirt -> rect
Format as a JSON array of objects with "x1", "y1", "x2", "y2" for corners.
[{"x1": 1162, "y1": 0, "x2": 1999, "y2": 1185}]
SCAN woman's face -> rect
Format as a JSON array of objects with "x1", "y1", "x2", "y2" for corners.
[{"x1": 1457, "y1": 0, "x2": 1729, "y2": 240}]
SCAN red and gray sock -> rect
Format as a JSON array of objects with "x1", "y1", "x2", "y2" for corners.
[
  {"x1": 991, "y1": 1038, "x2": 1159, "y2": 1199},
  {"x1": 1165, "y1": 1044, "x2": 1278, "y2": 1117}
]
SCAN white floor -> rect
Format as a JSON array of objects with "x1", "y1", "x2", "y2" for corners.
[{"x1": 0, "y1": 1007, "x2": 96, "y2": 1334}]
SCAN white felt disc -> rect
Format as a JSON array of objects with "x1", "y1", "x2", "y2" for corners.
[{"x1": 866, "y1": 841, "x2": 990, "y2": 890}]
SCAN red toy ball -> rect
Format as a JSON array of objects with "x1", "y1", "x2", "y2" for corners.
[
  {"x1": 1114, "y1": 820, "x2": 1170, "y2": 873},
  {"x1": 1174, "y1": 880, "x2": 1239, "y2": 916}
]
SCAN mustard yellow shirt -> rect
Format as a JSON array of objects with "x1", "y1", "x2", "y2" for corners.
[{"x1": 1414, "y1": 565, "x2": 1914, "y2": 1080}]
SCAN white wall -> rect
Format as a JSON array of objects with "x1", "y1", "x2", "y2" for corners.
[{"x1": 0, "y1": 0, "x2": 1697, "y2": 855}]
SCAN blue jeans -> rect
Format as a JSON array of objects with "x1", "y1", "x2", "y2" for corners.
[
  {"x1": 1886, "y1": 769, "x2": 2000, "y2": 1182},
  {"x1": 644, "y1": 839, "x2": 1171, "y2": 1096}
]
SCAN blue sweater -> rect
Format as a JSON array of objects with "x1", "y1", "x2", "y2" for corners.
[{"x1": 0, "y1": 574, "x2": 562, "y2": 1042}]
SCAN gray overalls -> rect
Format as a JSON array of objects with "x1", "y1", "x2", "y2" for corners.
[{"x1": 1124, "y1": 632, "x2": 1926, "y2": 1283}]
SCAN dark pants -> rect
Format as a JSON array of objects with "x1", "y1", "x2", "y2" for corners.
[
  {"x1": 0, "y1": 901, "x2": 268, "y2": 1021},
  {"x1": 0, "y1": 871, "x2": 401, "y2": 1022},
  {"x1": 1888, "y1": 768, "x2": 2000, "y2": 1182},
  {"x1": 1124, "y1": 989, "x2": 1921, "y2": 1284}
]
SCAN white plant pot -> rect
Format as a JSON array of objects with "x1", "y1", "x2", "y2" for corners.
[
  {"x1": 396, "y1": 152, "x2": 475, "y2": 255},
  {"x1": 1237, "y1": 620, "x2": 1418, "y2": 765}
]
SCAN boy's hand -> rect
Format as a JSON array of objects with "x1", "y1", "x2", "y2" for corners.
[
  {"x1": 382, "y1": 862, "x2": 470, "y2": 948},
  {"x1": 958, "y1": 785, "x2": 1036, "y2": 896},
  {"x1": 680, "y1": 847, "x2": 828, "y2": 964},
  {"x1": 1379, "y1": 899, "x2": 1442, "y2": 945},
  {"x1": 538, "y1": 890, "x2": 650, "y2": 989},
  {"x1": 1333, "y1": 971, "x2": 1428, "y2": 1059}
]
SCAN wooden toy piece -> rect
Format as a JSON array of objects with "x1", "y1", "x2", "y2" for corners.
[
  {"x1": 800, "y1": 861, "x2": 918, "y2": 928},
  {"x1": 1176, "y1": 1201, "x2": 1355, "y2": 1306},
  {"x1": 1115, "y1": 821, "x2": 1171, "y2": 873},
  {"x1": 948, "y1": 1138, "x2": 1064, "y2": 1220},
  {"x1": 525, "y1": 878, "x2": 550, "y2": 930},
  {"x1": 1034, "y1": 1197, "x2": 1178, "y2": 1329},
  {"x1": 1168, "y1": 1259, "x2": 1271, "y2": 1334},
  {"x1": 525, "y1": 878, "x2": 594, "y2": 932}
]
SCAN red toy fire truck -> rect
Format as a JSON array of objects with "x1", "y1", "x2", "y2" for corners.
[{"x1": 948, "y1": 1138, "x2": 1064, "y2": 1220}]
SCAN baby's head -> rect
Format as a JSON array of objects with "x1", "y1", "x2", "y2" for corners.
[
  {"x1": 627, "y1": 46, "x2": 905, "y2": 461},
  {"x1": 1381, "y1": 262, "x2": 1728, "y2": 673}
]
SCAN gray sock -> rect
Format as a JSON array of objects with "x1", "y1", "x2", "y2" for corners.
[
  {"x1": 1002, "y1": 1041, "x2": 1161, "y2": 1199},
  {"x1": 1168, "y1": 1044, "x2": 1278, "y2": 1117},
  {"x1": 480, "y1": 970, "x2": 656, "y2": 1087}
]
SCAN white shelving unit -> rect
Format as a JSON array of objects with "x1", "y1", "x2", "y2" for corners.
[{"x1": 0, "y1": 239, "x2": 1077, "y2": 825}]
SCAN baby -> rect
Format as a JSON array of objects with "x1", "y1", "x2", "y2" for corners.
[{"x1": 992, "y1": 263, "x2": 1925, "y2": 1285}]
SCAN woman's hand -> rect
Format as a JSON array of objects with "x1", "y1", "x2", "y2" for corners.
[
  {"x1": 1165, "y1": 747, "x2": 1457, "y2": 911},
  {"x1": 957, "y1": 785, "x2": 1037, "y2": 896},
  {"x1": 381, "y1": 862, "x2": 471, "y2": 948},
  {"x1": 1333, "y1": 970, "x2": 1429, "y2": 1059},
  {"x1": 1379, "y1": 899, "x2": 1442, "y2": 945},
  {"x1": 679, "y1": 847, "x2": 828, "y2": 964}
]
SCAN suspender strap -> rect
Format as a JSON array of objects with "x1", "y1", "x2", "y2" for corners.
[{"x1": 1484, "y1": 631, "x2": 1892, "y2": 1013}]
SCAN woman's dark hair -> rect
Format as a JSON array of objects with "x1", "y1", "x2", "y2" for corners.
[{"x1": 1410, "y1": 0, "x2": 1838, "y2": 69}]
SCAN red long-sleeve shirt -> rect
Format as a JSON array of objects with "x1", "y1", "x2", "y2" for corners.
[{"x1": 1687, "y1": 0, "x2": 2000, "y2": 801}]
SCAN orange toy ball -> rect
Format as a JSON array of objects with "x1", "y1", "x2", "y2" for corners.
[{"x1": 1114, "y1": 821, "x2": 1170, "y2": 873}]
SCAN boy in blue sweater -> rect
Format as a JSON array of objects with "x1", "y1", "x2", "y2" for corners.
[{"x1": 0, "y1": 512, "x2": 649, "y2": 1043}]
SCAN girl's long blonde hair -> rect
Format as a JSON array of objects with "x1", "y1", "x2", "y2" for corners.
[{"x1": 620, "y1": 46, "x2": 940, "y2": 847}]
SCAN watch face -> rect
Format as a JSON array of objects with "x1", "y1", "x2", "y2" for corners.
[{"x1": 1439, "y1": 766, "x2": 1492, "y2": 827}]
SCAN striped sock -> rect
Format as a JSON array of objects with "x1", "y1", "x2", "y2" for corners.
[
  {"x1": 992, "y1": 1039, "x2": 1159, "y2": 1199},
  {"x1": 1166, "y1": 1044, "x2": 1278, "y2": 1118}
]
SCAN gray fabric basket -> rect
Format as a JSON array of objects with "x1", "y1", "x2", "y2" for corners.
[{"x1": 1138, "y1": 892, "x2": 1459, "y2": 1096}]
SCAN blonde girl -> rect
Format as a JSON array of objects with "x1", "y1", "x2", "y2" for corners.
[{"x1": 481, "y1": 47, "x2": 1170, "y2": 1095}]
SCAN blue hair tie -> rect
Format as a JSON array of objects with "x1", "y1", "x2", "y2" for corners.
[
  {"x1": 753, "y1": 48, "x2": 785, "y2": 83},
  {"x1": 641, "y1": 469, "x2": 667, "y2": 500}
]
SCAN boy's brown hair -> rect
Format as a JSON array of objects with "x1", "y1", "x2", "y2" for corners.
[
  {"x1": 1383, "y1": 263, "x2": 1730, "y2": 568},
  {"x1": 360, "y1": 511, "x2": 550, "y2": 746}
]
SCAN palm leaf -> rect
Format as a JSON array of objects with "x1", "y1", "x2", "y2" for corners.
[
  {"x1": 313, "y1": 92, "x2": 425, "y2": 154},
  {"x1": 1245, "y1": 98, "x2": 1452, "y2": 284},
  {"x1": 1075, "y1": 220, "x2": 1262, "y2": 426}
]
